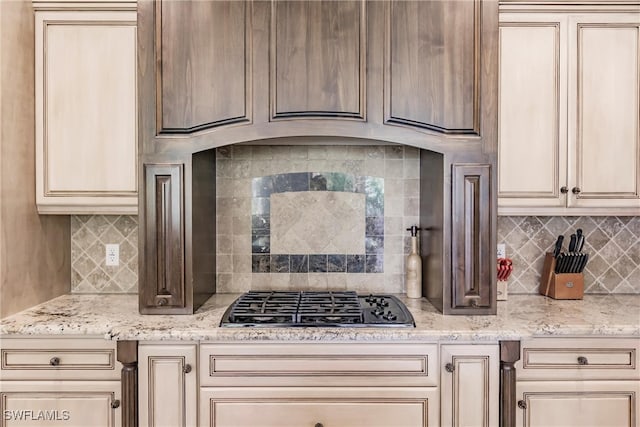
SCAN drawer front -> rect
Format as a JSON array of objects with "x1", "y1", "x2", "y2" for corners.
[
  {"x1": 199, "y1": 387, "x2": 439, "y2": 427},
  {"x1": 0, "y1": 380, "x2": 121, "y2": 427},
  {"x1": 200, "y1": 343, "x2": 437, "y2": 387},
  {"x1": 0, "y1": 338, "x2": 119, "y2": 380},
  {"x1": 517, "y1": 338, "x2": 640, "y2": 380}
]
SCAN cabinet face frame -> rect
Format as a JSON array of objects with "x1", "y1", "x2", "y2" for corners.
[{"x1": 34, "y1": 9, "x2": 138, "y2": 214}]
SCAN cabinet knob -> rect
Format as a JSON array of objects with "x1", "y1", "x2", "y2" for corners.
[
  {"x1": 577, "y1": 356, "x2": 588, "y2": 365},
  {"x1": 445, "y1": 363, "x2": 455, "y2": 373},
  {"x1": 315, "y1": 424, "x2": 324, "y2": 427},
  {"x1": 111, "y1": 399, "x2": 120, "y2": 409},
  {"x1": 183, "y1": 364, "x2": 192, "y2": 374},
  {"x1": 560, "y1": 186, "x2": 569, "y2": 194},
  {"x1": 49, "y1": 357, "x2": 60, "y2": 366},
  {"x1": 572, "y1": 187, "x2": 581, "y2": 195},
  {"x1": 157, "y1": 298, "x2": 168, "y2": 306},
  {"x1": 517, "y1": 400, "x2": 527, "y2": 410}
]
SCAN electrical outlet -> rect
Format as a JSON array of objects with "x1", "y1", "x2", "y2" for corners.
[
  {"x1": 497, "y1": 243, "x2": 506, "y2": 259},
  {"x1": 105, "y1": 244, "x2": 119, "y2": 266}
]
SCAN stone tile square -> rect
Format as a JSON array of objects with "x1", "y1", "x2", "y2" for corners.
[
  {"x1": 347, "y1": 254, "x2": 365, "y2": 273},
  {"x1": 290, "y1": 255, "x2": 309, "y2": 273},
  {"x1": 365, "y1": 254, "x2": 383, "y2": 273},
  {"x1": 328, "y1": 254, "x2": 347, "y2": 272},
  {"x1": 252, "y1": 255, "x2": 270, "y2": 273},
  {"x1": 309, "y1": 254, "x2": 328, "y2": 272},
  {"x1": 271, "y1": 255, "x2": 290, "y2": 273}
]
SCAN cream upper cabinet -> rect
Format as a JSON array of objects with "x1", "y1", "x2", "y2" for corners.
[
  {"x1": 138, "y1": 343, "x2": 197, "y2": 427},
  {"x1": 34, "y1": 3, "x2": 137, "y2": 214},
  {"x1": 440, "y1": 344, "x2": 499, "y2": 427},
  {"x1": 498, "y1": 7, "x2": 640, "y2": 215}
]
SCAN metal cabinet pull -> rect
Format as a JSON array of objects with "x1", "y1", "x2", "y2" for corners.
[
  {"x1": 518, "y1": 400, "x2": 527, "y2": 410},
  {"x1": 49, "y1": 357, "x2": 60, "y2": 366},
  {"x1": 560, "y1": 186, "x2": 568, "y2": 194},
  {"x1": 111, "y1": 399, "x2": 120, "y2": 409},
  {"x1": 445, "y1": 363, "x2": 455, "y2": 373},
  {"x1": 183, "y1": 364, "x2": 192, "y2": 374},
  {"x1": 577, "y1": 356, "x2": 588, "y2": 365},
  {"x1": 572, "y1": 187, "x2": 581, "y2": 195}
]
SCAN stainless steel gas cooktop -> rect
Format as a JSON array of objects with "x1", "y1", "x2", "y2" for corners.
[{"x1": 220, "y1": 291, "x2": 415, "y2": 328}]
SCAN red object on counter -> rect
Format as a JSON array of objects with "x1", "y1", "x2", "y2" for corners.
[{"x1": 497, "y1": 258, "x2": 513, "y2": 281}]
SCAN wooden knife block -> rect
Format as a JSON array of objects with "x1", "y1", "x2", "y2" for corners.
[{"x1": 539, "y1": 253, "x2": 584, "y2": 300}]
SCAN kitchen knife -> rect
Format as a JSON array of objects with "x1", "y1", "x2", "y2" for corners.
[
  {"x1": 568, "y1": 234, "x2": 577, "y2": 252},
  {"x1": 578, "y1": 253, "x2": 589, "y2": 273},
  {"x1": 575, "y1": 229, "x2": 584, "y2": 253},
  {"x1": 553, "y1": 235, "x2": 564, "y2": 258},
  {"x1": 578, "y1": 231, "x2": 586, "y2": 252},
  {"x1": 569, "y1": 253, "x2": 581, "y2": 273},
  {"x1": 555, "y1": 253, "x2": 565, "y2": 274}
]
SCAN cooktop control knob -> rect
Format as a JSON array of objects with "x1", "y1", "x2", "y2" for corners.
[
  {"x1": 365, "y1": 294, "x2": 376, "y2": 304},
  {"x1": 372, "y1": 307, "x2": 384, "y2": 316},
  {"x1": 383, "y1": 311, "x2": 397, "y2": 321},
  {"x1": 377, "y1": 297, "x2": 389, "y2": 307}
]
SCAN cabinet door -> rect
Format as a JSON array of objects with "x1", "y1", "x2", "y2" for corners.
[
  {"x1": 0, "y1": 380, "x2": 121, "y2": 427},
  {"x1": 451, "y1": 164, "x2": 494, "y2": 313},
  {"x1": 199, "y1": 387, "x2": 438, "y2": 427},
  {"x1": 34, "y1": 10, "x2": 137, "y2": 214},
  {"x1": 567, "y1": 13, "x2": 640, "y2": 211},
  {"x1": 441, "y1": 344, "x2": 499, "y2": 427},
  {"x1": 498, "y1": 13, "x2": 568, "y2": 213},
  {"x1": 140, "y1": 164, "x2": 186, "y2": 313},
  {"x1": 515, "y1": 380, "x2": 640, "y2": 427},
  {"x1": 139, "y1": 344, "x2": 197, "y2": 427}
]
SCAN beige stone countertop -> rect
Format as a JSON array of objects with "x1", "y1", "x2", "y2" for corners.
[{"x1": 1, "y1": 293, "x2": 639, "y2": 341}]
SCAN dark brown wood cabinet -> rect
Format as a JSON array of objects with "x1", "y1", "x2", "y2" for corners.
[{"x1": 138, "y1": 0, "x2": 498, "y2": 314}]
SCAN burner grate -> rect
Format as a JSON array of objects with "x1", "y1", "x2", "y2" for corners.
[{"x1": 220, "y1": 291, "x2": 415, "y2": 327}]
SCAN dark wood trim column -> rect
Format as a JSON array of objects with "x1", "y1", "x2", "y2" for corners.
[
  {"x1": 117, "y1": 340, "x2": 138, "y2": 427},
  {"x1": 500, "y1": 340, "x2": 521, "y2": 427}
]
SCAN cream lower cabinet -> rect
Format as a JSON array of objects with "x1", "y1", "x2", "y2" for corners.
[
  {"x1": 0, "y1": 338, "x2": 122, "y2": 427},
  {"x1": 0, "y1": 381, "x2": 121, "y2": 427},
  {"x1": 498, "y1": 6, "x2": 640, "y2": 215},
  {"x1": 440, "y1": 344, "x2": 499, "y2": 427},
  {"x1": 514, "y1": 337, "x2": 640, "y2": 427},
  {"x1": 200, "y1": 387, "x2": 437, "y2": 427},
  {"x1": 199, "y1": 342, "x2": 439, "y2": 427},
  {"x1": 515, "y1": 380, "x2": 640, "y2": 427},
  {"x1": 138, "y1": 343, "x2": 197, "y2": 427},
  {"x1": 34, "y1": 2, "x2": 137, "y2": 214}
]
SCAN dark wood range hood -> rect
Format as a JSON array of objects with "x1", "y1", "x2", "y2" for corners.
[{"x1": 137, "y1": 0, "x2": 499, "y2": 315}]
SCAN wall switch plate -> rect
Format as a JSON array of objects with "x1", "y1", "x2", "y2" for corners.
[
  {"x1": 105, "y1": 244, "x2": 119, "y2": 266},
  {"x1": 497, "y1": 243, "x2": 506, "y2": 259}
]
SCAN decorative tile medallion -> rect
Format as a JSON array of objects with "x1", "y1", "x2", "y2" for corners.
[{"x1": 251, "y1": 172, "x2": 384, "y2": 273}]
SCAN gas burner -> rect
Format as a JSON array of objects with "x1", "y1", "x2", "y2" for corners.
[{"x1": 220, "y1": 291, "x2": 415, "y2": 328}]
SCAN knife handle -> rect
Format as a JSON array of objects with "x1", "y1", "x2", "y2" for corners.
[{"x1": 568, "y1": 234, "x2": 577, "y2": 252}]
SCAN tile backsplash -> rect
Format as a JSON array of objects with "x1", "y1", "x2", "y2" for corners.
[
  {"x1": 69, "y1": 150, "x2": 639, "y2": 296},
  {"x1": 71, "y1": 215, "x2": 138, "y2": 293},
  {"x1": 216, "y1": 144, "x2": 420, "y2": 294},
  {"x1": 499, "y1": 216, "x2": 640, "y2": 294}
]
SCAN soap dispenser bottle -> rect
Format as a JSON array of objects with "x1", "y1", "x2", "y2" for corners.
[{"x1": 406, "y1": 226, "x2": 422, "y2": 298}]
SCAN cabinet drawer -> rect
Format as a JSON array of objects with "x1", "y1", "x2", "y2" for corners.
[
  {"x1": 0, "y1": 338, "x2": 120, "y2": 380},
  {"x1": 516, "y1": 338, "x2": 639, "y2": 380},
  {"x1": 199, "y1": 387, "x2": 439, "y2": 427},
  {"x1": 200, "y1": 343, "x2": 437, "y2": 387}
]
